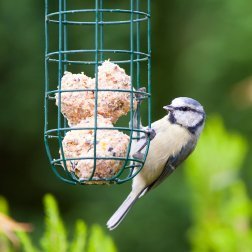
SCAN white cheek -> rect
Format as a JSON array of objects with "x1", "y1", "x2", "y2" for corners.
[{"x1": 176, "y1": 111, "x2": 199, "y2": 127}]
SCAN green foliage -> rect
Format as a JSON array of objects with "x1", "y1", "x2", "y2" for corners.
[
  {"x1": 69, "y1": 220, "x2": 87, "y2": 252},
  {"x1": 185, "y1": 116, "x2": 252, "y2": 251},
  {"x1": 1, "y1": 0, "x2": 252, "y2": 251},
  {"x1": 0, "y1": 196, "x2": 9, "y2": 215},
  {"x1": 17, "y1": 232, "x2": 38, "y2": 252},
  {"x1": 0, "y1": 196, "x2": 13, "y2": 252},
  {"x1": 87, "y1": 225, "x2": 117, "y2": 252},
  {"x1": 0, "y1": 194, "x2": 117, "y2": 252},
  {"x1": 41, "y1": 194, "x2": 68, "y2": 252}
]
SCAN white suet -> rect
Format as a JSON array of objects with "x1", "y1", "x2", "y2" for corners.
[
  {"x1": 56, "y1": 60, "x2": 133, "y2": 126},
  {"x1": 61, "y1": 115, "x2": 129, "y2": 184}
]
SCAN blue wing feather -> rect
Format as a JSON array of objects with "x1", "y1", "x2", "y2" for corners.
[{"x1": 144, "y1": 139, "x2": 196, "y2": 193}]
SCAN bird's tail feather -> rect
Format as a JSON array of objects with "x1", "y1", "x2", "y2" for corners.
[{"x1": 106, "y1": 191, "x2": 143, "y2": 230}]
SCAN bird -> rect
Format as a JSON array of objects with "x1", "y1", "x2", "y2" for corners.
[{"x1": 106, "y1": 97, "x2": 206, "y2": 230}]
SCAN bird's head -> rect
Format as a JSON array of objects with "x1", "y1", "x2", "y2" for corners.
[{"x1": 163, "y1": 97, "x2": 205, "y2": 135}]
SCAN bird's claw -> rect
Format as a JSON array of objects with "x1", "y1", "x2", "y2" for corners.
[
  {"x1": 135, "y1": 87, "x2": 147, "y2": 102},
  {"x1": 145, "y1": 128, "x2": 156, "y2": 140},
  {"x1": 132, "y1": 128, "x2": 156, "y2": 160},
  {"x1": 133, "y1": 152, "x2": 145, "y2": 160}
]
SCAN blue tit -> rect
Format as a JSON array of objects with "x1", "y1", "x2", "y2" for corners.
[{"x1": 107, "y1": 97, "x2": 206, "y2": 230}]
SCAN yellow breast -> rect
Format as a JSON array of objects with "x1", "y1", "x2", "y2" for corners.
[{"x1": 134, "y1": 116, "x2": 192, "y2": 186}]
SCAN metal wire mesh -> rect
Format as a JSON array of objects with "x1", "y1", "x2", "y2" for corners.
[{"x1": 44, "y1": 0, "x2": 151, "y2": 185}]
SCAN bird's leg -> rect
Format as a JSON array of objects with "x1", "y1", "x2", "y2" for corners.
[
  {"x1": 131, "y1": 87, "x2": 146, "y2": 136},
  {"x1": 130, "y1": 87, "x2": 146, "y2": 162},
  {"x1": 131, "y1": 87, "x2": 155, "y2": 160},
  {"x1": 133, "y1": 128, "x2": 156, "y2": 160},
  {"x1": 131, "y1": 87, "x2": 155, "y2": 161},
  {"x1": 135, "y1": 87, "x2": 147, "y2": 102}
]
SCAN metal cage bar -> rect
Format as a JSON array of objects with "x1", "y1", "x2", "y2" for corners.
[{"x1": 44, "y1": 0, "x2": 152, "y2": 185}]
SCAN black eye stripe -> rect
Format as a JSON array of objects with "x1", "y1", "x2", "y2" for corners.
[
  {"x1": 175, "y1": 106, "x2": 204, "y2": 114},
  {"x1": 181, "y1": 106, "x2": 189, "y2": 111}
]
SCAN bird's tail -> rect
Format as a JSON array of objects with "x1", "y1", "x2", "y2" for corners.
[{"x1": 106, "y1": 191, "x2": 143, "y2": 230}]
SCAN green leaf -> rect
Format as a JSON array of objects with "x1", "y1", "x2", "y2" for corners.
[
  {"x1": 0, "y1": 196, "x2": 9, "y2": 215},
  {"x1": 69, "y1": 220, "x2": 87, "y2": 252},
  {"x1": 17, "y1": 231, "x2": 39, "y2": 252},
  {"x1": 0, "y1": 196, "x2": 12, "y2": 252},
  {"x1": 40, "y1": 194, "x2": 67, "y2": 252},
  {"x1": 185, "y1": 115, "x2": 252, "y2": 251},
  {"x1": 0, "y1": 194, "x2": 118, "y2": 252},
  {"x1": 186, "y1": 115, "x2": 248, "y2": 193},
  {"x1": 87, "y1": 225, "x2": 117, "y2": 252}
]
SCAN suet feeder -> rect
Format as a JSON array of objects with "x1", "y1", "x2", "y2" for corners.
[{"x1": 44, "y1": 0, "x2": 152, "y2": 185}]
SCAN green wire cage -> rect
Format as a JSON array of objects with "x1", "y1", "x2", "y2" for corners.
[{"x1": 44, "y1": 0, "x2": 152, "y2": 185}]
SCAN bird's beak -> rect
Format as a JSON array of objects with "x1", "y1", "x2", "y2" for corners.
[{"x1": 163, "y1": 105, "x2": 174, "y2": 111}]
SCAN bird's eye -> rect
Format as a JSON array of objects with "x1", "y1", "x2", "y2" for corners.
[{"x1": 181, "y1": 106, "x2": 189, "y2": 111}]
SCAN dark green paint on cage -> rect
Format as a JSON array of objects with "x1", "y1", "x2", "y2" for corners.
[{"x1": 44, "y1": 0, "x2": 152, "y2": 185}]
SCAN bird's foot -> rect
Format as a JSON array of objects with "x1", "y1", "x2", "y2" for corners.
[
  {"x1": 145, "y1": 127, "x2": 156, "y2": 141},
  {"x1": 132, "y1": 128, "x2": 156, "y2": 160},
  {"x1": 133, "y1": 151, "x2": 145, "y2": 160},
  {"x1": 135, "y1": 87, "x2": 147, "y2": 102}
]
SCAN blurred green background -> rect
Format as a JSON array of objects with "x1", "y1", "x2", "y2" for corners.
[{"x1": 1, "y1": 0, "x2": 252, "y2": 251}]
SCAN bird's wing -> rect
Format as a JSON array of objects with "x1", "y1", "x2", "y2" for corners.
[{"x1": 144, "y1": 139, "x2": 196, "y2": 194}]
